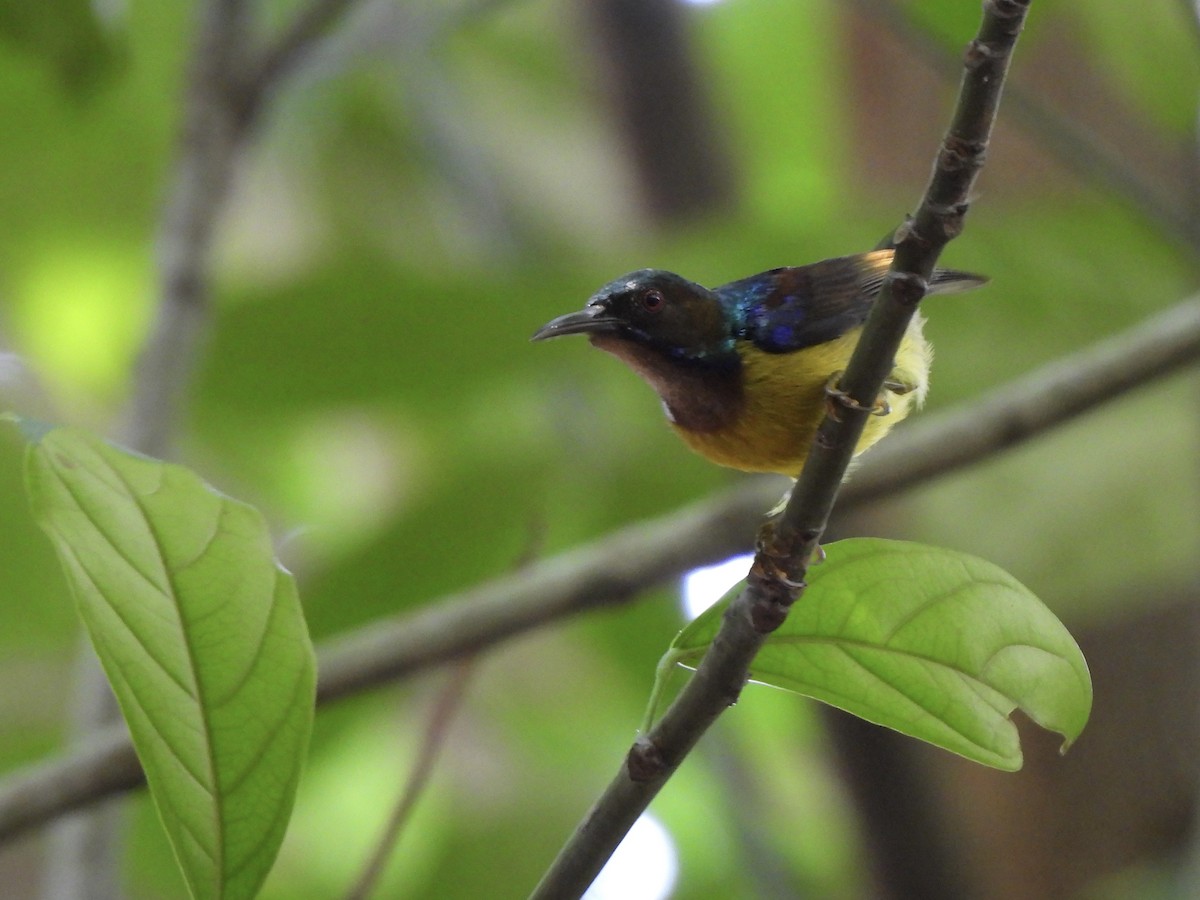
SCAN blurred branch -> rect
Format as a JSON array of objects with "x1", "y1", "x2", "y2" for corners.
[
  {"x1": 0, "y1": 349, "x2": 57, "y2": 422},
  {"x1": 343, "y1": 660, "x2": 475, "y2": 900},
  {"x1": 863, "y1": 0, "x2": 1200, "y2": 260},
  {"x1": 318, "y1": 479, "x2": 770, "y2": 701},
  {"x1": 43, "y1": 642, "x2": 125, "y2": 900},
  {"x1": 531, "y1": 3, "x2": 1031, "y2": 896},
  {"x1": 1177, "y1": 0, "x2": 1200, "y2": 52},
  {"x1": 121, "y1": 0, "x2": 256, "y2": 457},
  {"x1": 343, "y1": 522, "x2": 537, "y2": 900},
  {"x1": 124, "y1": 0, "x2": 371, "y2": 456},
  {"x1": 391, "y1": 5, "x2": 521, "y2": 256},
  {"x1": 704, "y1": 731, "x2": 799, "y2": 897},
  {"x1": 246, "y1": 0, "x2": 363, "y2": 98},
  {"x1": 256, "y1": 0, "x2": 522, "y2": 256},
  {"x1": 581, "y1": 0, "x2": 736, "y2": 222},
  {"x1": 4, "y1": 288, "x2": 1200, "y2": 847},
  {"x1": 2, "y1": 728, "x2": 145, "y2": 858},
  {"x1": 823, "y1": 709, "x2": 970, "y2": 899},
  {"x1": 0, "y1": 286, "x2": 57, "y2": 420}
]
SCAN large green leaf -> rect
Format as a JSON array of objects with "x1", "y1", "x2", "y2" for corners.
[
  {"x1": 19, "y1": 421, "x2": 315, "y2": 900},
  {"x1": 658, "y1": 538, "x2": 1091, "y2": 771}
]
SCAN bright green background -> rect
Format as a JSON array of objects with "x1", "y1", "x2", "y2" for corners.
[{"x1": 0, "y1": 0, "x2": 1197, "y2": 897}]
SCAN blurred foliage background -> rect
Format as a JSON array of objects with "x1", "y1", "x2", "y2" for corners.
[{"x1": 1, "y1": 0, "x2": 1199, "y2": 897}]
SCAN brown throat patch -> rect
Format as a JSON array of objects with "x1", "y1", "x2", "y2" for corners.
[{"x1": 588, "y1": 334, "x2": 743, "y2": 434}]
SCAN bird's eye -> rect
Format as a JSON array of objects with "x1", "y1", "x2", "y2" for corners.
[{"x1": 640, "y1": 289, "x2": 665, "y2": 312}]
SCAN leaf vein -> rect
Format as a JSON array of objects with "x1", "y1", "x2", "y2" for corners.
[
  {"x1": 833, "y1": 644, "x2": 994, "y2": 746},
  {"x1": 878, "y1": 577, "x2": 1018, "y2": 644},
  {"x1": 82, "y1": 607, "x2": 215, "y2": 798},
  {"x1": 50, "y1": 529, "x2": 197, "y2": 702},
  {"x1": 47, "y1": 460, "x2": 171, "y2": 604},
  {"x1": 87, "y1": 449, "x2": 226, "y2": 877}
]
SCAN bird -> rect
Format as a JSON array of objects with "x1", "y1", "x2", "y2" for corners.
[{"x1": 532, "y1": 249, "x2": 986, "y2": 477}]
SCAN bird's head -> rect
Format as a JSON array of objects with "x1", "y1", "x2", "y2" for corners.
[{"x1": 531, "y1": 269, "x2": 736, "y2": 363}]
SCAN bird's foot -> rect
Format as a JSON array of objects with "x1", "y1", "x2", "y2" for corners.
[{"x1": 824, "y1": 373, "x2": 893, "y2": 422}]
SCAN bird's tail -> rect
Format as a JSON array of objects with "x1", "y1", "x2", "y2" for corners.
[{"x1": 928, "y1": 267, "x2": 988, "y2": 295}]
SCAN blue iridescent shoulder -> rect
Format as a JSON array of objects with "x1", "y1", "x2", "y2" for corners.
[
  {"x1": 714, "y1": 266, "x2": 874, "y2": 354},
  {"x1": 715, "y1": 268, "x2": 815, "y2": 353}
]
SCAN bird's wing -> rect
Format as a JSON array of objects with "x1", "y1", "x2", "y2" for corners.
[{"x1": 716, "y1": 252, "x2": 892, "y2": 354}]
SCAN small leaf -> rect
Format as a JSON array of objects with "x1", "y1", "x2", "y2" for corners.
[
  {"x1": 20, "y1": 422, "x2": 315, "y2": 900},
  {"x1": 664, "y1": 539, "x2": 1091, "y2": 770}
]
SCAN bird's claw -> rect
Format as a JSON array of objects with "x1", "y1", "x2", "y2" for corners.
[{"x1": 824, "y1": 373, "x2": 893, "y2": 421}]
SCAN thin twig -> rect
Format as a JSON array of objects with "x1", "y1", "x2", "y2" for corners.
[
  {"x1": 342, "y1": 519, "x2": 542, "y2": 900},
  {"x1": 343, "y1": 661, "x2": 476, "y2": 900},
  {"x1": 530, "y1": 3, "x2": 1031, "y2": 896},
  {"x1": 121, "y1": 0, "x2": 256, "y2": 457},
  {"x1": 3, "y1": 289, "x2": 1198, "y2": 847},
  {"x1": 245, "y1": 0, "x2": 363, "y2": 98},
  {"x1": 42, "y1": 642, "x2": 124, "y2": 900}
]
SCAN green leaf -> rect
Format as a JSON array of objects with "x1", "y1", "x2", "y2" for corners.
[
  {"x1": 20, "y1": 422, "x2": 315, "y2": 900},
  {"x1": 662, "y1": 539, "x2": 1091, "y2": 771}
]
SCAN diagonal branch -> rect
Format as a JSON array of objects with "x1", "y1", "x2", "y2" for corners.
[
  {"x1": 244, "y1": 0, "x2": 363, "y2": 99},
  {"x1": 342, "y1": 660, "x2": 476, "y2": 900},
  {"x1": 120, "y1": 0, "x2": 255, "y2": 458},
  {"x1": 530, "y1": 2, "x2": 1032, "y2": 896}
]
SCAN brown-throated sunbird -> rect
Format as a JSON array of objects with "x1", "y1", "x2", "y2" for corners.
[{"x1": 532, "y1": 249, "x2": 985, "y2": 477}]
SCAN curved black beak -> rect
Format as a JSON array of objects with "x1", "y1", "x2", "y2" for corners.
[{"x1": 531, "y1": 304, "x2": 621, "y2": 342}]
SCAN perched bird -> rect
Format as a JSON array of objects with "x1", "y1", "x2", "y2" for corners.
[{"x1": 532, "y1": 249, "x2": 985, "y2": 476}]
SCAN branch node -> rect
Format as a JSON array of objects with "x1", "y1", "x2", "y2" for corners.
[
  {"x1": 891, "y1": 215, "x2": 915, "y2": 246},
  {"x1": 964, "y1": 37, "x2": 1005, "y2": 69},
  {"x1": 747, "y1": 522, "x2": 810, "y2": 629},
  {"x1": 894, "y1": 216, "x2": 933, "y2": 253},
  {"x1": 886, "y1": 271, "x2": 928, "y2": 307},
  {"x1": 626, "y1": 737, "x2": 667, "y2": 783},
  {"x1": 988, "y1": 0, "x2": 1032, "y2": 25},
  {"x1": 938, "y1": 135, "x2": 987, "y2": 173},
  {"x1": 744, "y1": 575, "x2": 801, "y2": 633}
]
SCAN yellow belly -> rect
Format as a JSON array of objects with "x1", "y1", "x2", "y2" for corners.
[{"x1": 672, "y1": 317, "x2": 931, "y2": 476}]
